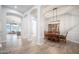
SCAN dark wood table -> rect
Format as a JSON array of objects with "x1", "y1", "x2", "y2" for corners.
[{"x1": 44, "y1": 32, "x2": 60, "y2": 42}]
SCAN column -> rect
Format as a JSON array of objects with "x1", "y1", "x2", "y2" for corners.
[
  {"x1": 36, "y1": 6, "x2": 44, "y2": 45},
  {"x1": 27, "y1": 13, "x2": 32, "y2": 41},
  {"x1": 0, "y1": 6, "x2": 6, "y2": 42}
]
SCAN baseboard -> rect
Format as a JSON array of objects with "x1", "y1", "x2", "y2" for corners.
[{"x1": 68, "y1": 39, "x2": 79, "y2": 44}]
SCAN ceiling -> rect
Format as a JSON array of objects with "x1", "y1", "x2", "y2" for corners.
[
  {"x1": 42, "y1": 5, "x2": 79, "y2": 19},
  {"x1": 2, "y1": 5, "x2": 79, "y2": 24},
  {"x1": 42, "y1": 5, "x2": 70, "y2": 18},
  {"x1": 2, "y1": 5, "x2": 34, "y2": 24},
  {"x1": 6, "y1": 15, "x2": 21, "y2": 24},
  {"x1": 2, "y1": 5, "x2": 34, "y2": 14}
]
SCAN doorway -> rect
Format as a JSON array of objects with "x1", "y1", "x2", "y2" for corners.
[
  {"x1": 30, "y1": 8, "x2": 37, "y2": 43},
  {"x1": 32, "y1": 17, "x2": 37, "y2": 40},
  {"x1": 6, "y1": 15, "x2": 22, "y2": 47}
]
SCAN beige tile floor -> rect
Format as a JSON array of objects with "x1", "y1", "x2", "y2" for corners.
[{"x1": 0, "y1": 34, "x2": 79, "y2": 54}]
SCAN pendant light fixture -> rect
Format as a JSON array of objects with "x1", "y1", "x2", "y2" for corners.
[{"x1": 52, "y1": 8, "x2": 58, "y2": 21}]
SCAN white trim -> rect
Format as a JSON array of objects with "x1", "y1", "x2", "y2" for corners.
[
  {"x1": 69, "y1": 39, "x2": 79, "y2": 44},
  {"x1": 3, "y1": 8, "x2": 23, "y2": 17}
]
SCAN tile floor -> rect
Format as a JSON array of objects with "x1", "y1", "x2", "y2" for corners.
[{"x1": 0, "y1": 34, "x2": 79, "y2": 54}]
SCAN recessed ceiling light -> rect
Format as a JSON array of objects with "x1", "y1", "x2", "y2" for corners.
[{"x1": 14, "y1": 6, "x2": 17, "y2": 8}]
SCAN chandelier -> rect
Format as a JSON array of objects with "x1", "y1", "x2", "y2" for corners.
[{"x1": 52, "y1": 8, "x2": 59, "y2": 22}]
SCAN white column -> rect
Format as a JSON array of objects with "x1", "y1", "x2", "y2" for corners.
[
  {"x1": 21, "y1": 12, "x2": 33, "y2": 42},
  {"x1": 0, "y1": 6, "x2": 6, "y2": 41},
  {"x1": 27, "y1": 13, "x2": 32, "y2": 41},
  {"x1": 21, "y1": 14, "x2": 32, "y2": 40},
  {"x1": 36, "y1": 6, "x2": 44, "y2": 45},
  {"x1": 21, "y1": 17, "x2": 27, "y2": 39}
]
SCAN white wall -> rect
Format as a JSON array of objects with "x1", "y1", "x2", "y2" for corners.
[
  {"x1": 0, "y1": 5, "x2": 2, "y2": 40},
  {"x1": 66, "y1": 15, "x2": 79, "y2": 43},
  {"x1": 0, "y1": 6, "x2": 6, "y2": 41}
]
